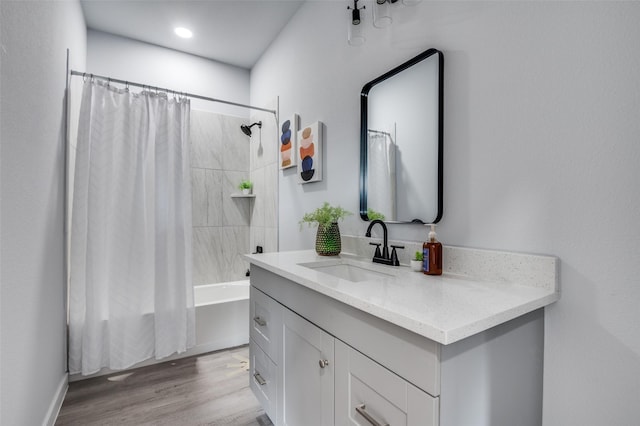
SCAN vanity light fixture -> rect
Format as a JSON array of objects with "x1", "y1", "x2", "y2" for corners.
[
  {"x1": 347, "y1": 0, "x2": 366, "y2": 46},
  {"x1": 373, "y1": 0, "x2": 395, "y2": 29},
  {"x1": 347, "y1": 0, "x2": 422, "y2": 46},
  {"x1": 174, "y1": 27, "x2": 193, "y2": 39}
]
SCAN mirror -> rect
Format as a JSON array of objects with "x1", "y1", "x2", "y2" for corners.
[{"x1": 360, "y1": 48, "x2": 443, "y2": 224}]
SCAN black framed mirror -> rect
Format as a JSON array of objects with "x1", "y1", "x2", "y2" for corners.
[{"x1": 359, "y1": 48, "x2": 443, "y2": 224}]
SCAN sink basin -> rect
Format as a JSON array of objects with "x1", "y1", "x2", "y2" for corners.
[{"x1": 298, "y1": 259, "x2": 396, "y2": 282}]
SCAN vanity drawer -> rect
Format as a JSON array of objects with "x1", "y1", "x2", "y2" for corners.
[
  {"x1": 250, "y1": 286, "x2": 282, "y2": 361},
  {"x1": 335, "y1": 340, "x2": 439, "y2": 426},
  {"x1": 249, "y1": 338, "x2": 277, "y2": 422}
]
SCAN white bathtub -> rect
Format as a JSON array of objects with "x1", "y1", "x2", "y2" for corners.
[
  {"x1": 69, "y1": 280, "x2": 250, "y2": 382},
  {"x1": 194, "y1": 280, "x2": 250, "y2": 354}
]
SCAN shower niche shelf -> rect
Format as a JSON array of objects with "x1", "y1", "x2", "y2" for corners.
[{"x1": 231, "y1": 193, "x2": 256, "y2": 198}]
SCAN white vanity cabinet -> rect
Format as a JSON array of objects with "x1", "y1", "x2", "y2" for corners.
[
  {"x1": 251, "y1": 284, "x2": 436, "y2": 426},
  {"x1": 249, "y1": 262, "x2": 548, "y2": 426},
  {"x1": 335, "y1": 340, "x2": 438, "y2": 426},
  {"x1": 280, "y1": 308, "x2": 335, "y2": 426},
  {"x1": 251, "y1": 285, "x2": 335, "y2": 426},
  {"x1": 249, "y1": 339, "x2": 277, "y2": 420},
  {"x1": 249, "y1": 285, "x2": 281, "y2": 422},
  {"x1": 250, "y1": 285, "x2": 281, "y2": 361}
]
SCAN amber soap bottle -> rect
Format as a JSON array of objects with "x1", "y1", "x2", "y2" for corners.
[{"x1": 423, "y1": 224, "x2": 442, "y2": 276}]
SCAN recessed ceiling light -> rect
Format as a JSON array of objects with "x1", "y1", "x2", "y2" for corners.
[{"x1": 174, "y1": 27, "x2": 193, "y2": 39}]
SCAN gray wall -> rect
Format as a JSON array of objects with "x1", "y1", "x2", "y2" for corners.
[
  {"x1": 251, "y1": 2, "x2": 640, "y2": 424},
  {"x1": 0, "y1": 1, "x2": 86, "y2": 424}
]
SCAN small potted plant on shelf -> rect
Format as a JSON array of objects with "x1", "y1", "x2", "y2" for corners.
[
  {"x1": 238, "y1": 180, "x2": 253, "y2": 195},
  {"x1": 411, "y1": 251, "x2": 424, "y2": 272},
  {"x1": 300, "y1": 202, "x2": 352, "y2": 256}
]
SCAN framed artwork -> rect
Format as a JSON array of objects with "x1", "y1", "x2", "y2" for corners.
[
  {"x1": 297, "y1": 121, "x2": 323, "y2": 184},
  {"x1": 280, "y1": 114, "x2": 298, "y2": 170}
]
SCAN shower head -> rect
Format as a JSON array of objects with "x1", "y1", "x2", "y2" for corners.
[{"x1": 240, "y1": 121, "x2": 262, "y2": 137}]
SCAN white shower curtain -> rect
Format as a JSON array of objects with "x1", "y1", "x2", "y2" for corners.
[
  {"x1": 69, "y1": 80, "x2": 195, "y2": 375},
  {"x1": 368, "y1": 131, "x2": 396, "y2": 220}
]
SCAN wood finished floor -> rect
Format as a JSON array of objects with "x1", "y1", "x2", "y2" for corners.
[{"x1": 56, "y1": 345, "x2": 273, "y2": 426}]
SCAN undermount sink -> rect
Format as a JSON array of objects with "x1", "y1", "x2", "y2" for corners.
[{"x1": 298, "y1": 258, "x2": 397, "y2": 282}]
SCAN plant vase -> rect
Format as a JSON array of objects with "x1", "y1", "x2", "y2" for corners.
[
  {"x1": 315, "y1": 222, "x2": 342, "y2": 256},
  {"x1": 242, "y1": 188, "x2": 251, "y2": 195},
  {"x1": 410, "y1": 259, "x2": 423, "y2": 272}
]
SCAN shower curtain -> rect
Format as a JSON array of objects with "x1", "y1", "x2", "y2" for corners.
[
  {"x1": 367, "y1": 131, "x2": 396, "y2": 220},
  {"x1": 69, "y1": 79, "x2": 195, "y2": 375}
]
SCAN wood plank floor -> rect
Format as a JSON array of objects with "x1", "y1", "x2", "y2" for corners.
[{"x1": 56, "y1": 345, "x2": 273, "y2": 426}]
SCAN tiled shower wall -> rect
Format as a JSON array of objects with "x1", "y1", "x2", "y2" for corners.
[
  {"x1": 190, "y1": 110, "x2": 252, "y2": 285},
  {"x1": 250, "y1": 103, "x2": 279, "y2": 255}
]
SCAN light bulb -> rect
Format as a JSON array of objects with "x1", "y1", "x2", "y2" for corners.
[{"x1": 174, "y1": 27, "x2": 193, "y2": 39}]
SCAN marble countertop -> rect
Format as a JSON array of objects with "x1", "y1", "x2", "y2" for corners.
[{"x1": 244, "y1": 249, "x2": 559, "y2": 345}]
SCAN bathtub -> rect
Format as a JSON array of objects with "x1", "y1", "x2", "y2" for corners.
[
  {"x1": 69, "y1": 279, "x2": 250, "y2": 381},
  {"x1": 194, "y1": 280, "x2": 250, "y2": 354}
]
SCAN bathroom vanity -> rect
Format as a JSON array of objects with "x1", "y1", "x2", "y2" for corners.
[{"x1": 245, "y1": 247, "x2": 558, "y2": 426}]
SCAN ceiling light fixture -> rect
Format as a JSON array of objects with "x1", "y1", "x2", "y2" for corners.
[{"x1": 174, "y1": 27, "x2": 193, "y2": 39}]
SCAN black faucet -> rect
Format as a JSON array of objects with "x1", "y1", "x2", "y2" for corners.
[{"x1": 366, "y1": 220, "x2": 403, "y2": 266}]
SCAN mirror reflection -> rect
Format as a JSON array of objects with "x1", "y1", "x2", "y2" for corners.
[{"x1": 360, "y1": 48, "x2": 443, "y2": 224}]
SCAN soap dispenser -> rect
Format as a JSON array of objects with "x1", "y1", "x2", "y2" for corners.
[{"x1": 423, "y1": 224, "x2": 442, "y2": 276}]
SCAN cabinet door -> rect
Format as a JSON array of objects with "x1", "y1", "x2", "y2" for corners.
[
  {"x1": 250, "y1": 286, "x2": 282, "y2": 362},
  {"x1": 279, "y1": 308, "x2": 334, "y2": 426},
  {"x1": 335, "y1": 340, "x2": 439, "y2": 426}
]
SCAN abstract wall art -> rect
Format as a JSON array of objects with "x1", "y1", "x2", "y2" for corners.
[
  {"x1": 280, "y1": 114, "x2": 298, "y2": 170},
  {"x1": 297, "y1": 121, "x2": 323, "y2": 184}
]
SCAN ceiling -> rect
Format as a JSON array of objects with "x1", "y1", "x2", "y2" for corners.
[{"x1": 80, "y1": 0, "x2": 305, "y2": 69}]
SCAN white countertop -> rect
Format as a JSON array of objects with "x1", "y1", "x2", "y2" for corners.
[{"x1": 244, "y1": 249, "x2": 559, "y2": 345}]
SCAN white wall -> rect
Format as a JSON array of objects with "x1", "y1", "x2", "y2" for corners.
[
  {"x1": 251, "y1": 1, "x2": 640, "y2": 424},
  {"x1": 0, "y1": 1, "x2": 86, "y2": 424},
  {"x1": 86, "y1": 30, "x2": 251, "y2": 116}
]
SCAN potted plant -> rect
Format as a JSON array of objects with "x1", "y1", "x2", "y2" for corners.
[
  {"x1": 411, "y1": 251, "x2": 424, "y2": 272},
  {"x1": 238, "y1": 179, "x2": 253, "y2": 195},
  {"x1": 367, "y1": 208, "x2": 385, "y2": 221},
  {"x1": 300, "y1": 202, "x2": 352, "y2": 256}
]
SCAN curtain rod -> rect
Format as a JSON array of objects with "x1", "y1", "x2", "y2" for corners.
[{"x1": 69, "y1": 70, "x2": 277, "y2": 116}]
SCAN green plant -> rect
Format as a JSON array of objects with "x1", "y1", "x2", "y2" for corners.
[
  {"x1": 238, "y1": 180, "x2": 253, "y2": 190},
  {"x1": 414, "y1": 251, "x2": 424, "y2": 262},
  {"x1": 367, "y1": 208, "x2": 385, "y2": 221},
  {"x1": 300, "y1": 202, "x2": 352, "y2": 231}
]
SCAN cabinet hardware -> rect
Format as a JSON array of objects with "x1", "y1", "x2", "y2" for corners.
[
  {"x1": 253, "y1": 316, "x2": 267, "y2": 326},
  {"x1": 355, "y1": 404, "x2": 389, "y2": 426},
  {"x1": 319, "y1": 359, "x2": 330, "y2": 368},
  {"x1": 253, "y1": 372, "x2": 267, "y2": 386}
]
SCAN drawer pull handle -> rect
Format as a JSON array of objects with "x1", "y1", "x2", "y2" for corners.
[
  {"x1": 253, "y1": 372, "x2": 267, "y2": 386},
  {"x1": 319, "y1": 359, "x2": 330, "y2": 368},
  {"x1": 253, "y1": 316, "x2": 267, "y2": 326},
  {"x1": 355, "y1": 404, "x2": 389, "y2": 426}
]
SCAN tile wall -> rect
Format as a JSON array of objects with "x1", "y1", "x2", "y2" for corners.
[
  {"x1": 190, "y1": 109, "x2": 252, "y2": 285},
  {"x1": 249, "y1": 101, "x2": 279, "y2": 255}
]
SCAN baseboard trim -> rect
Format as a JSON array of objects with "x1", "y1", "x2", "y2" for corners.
[{"x1": 43, "y1": 373, "x2": 68, "y2": 426}]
